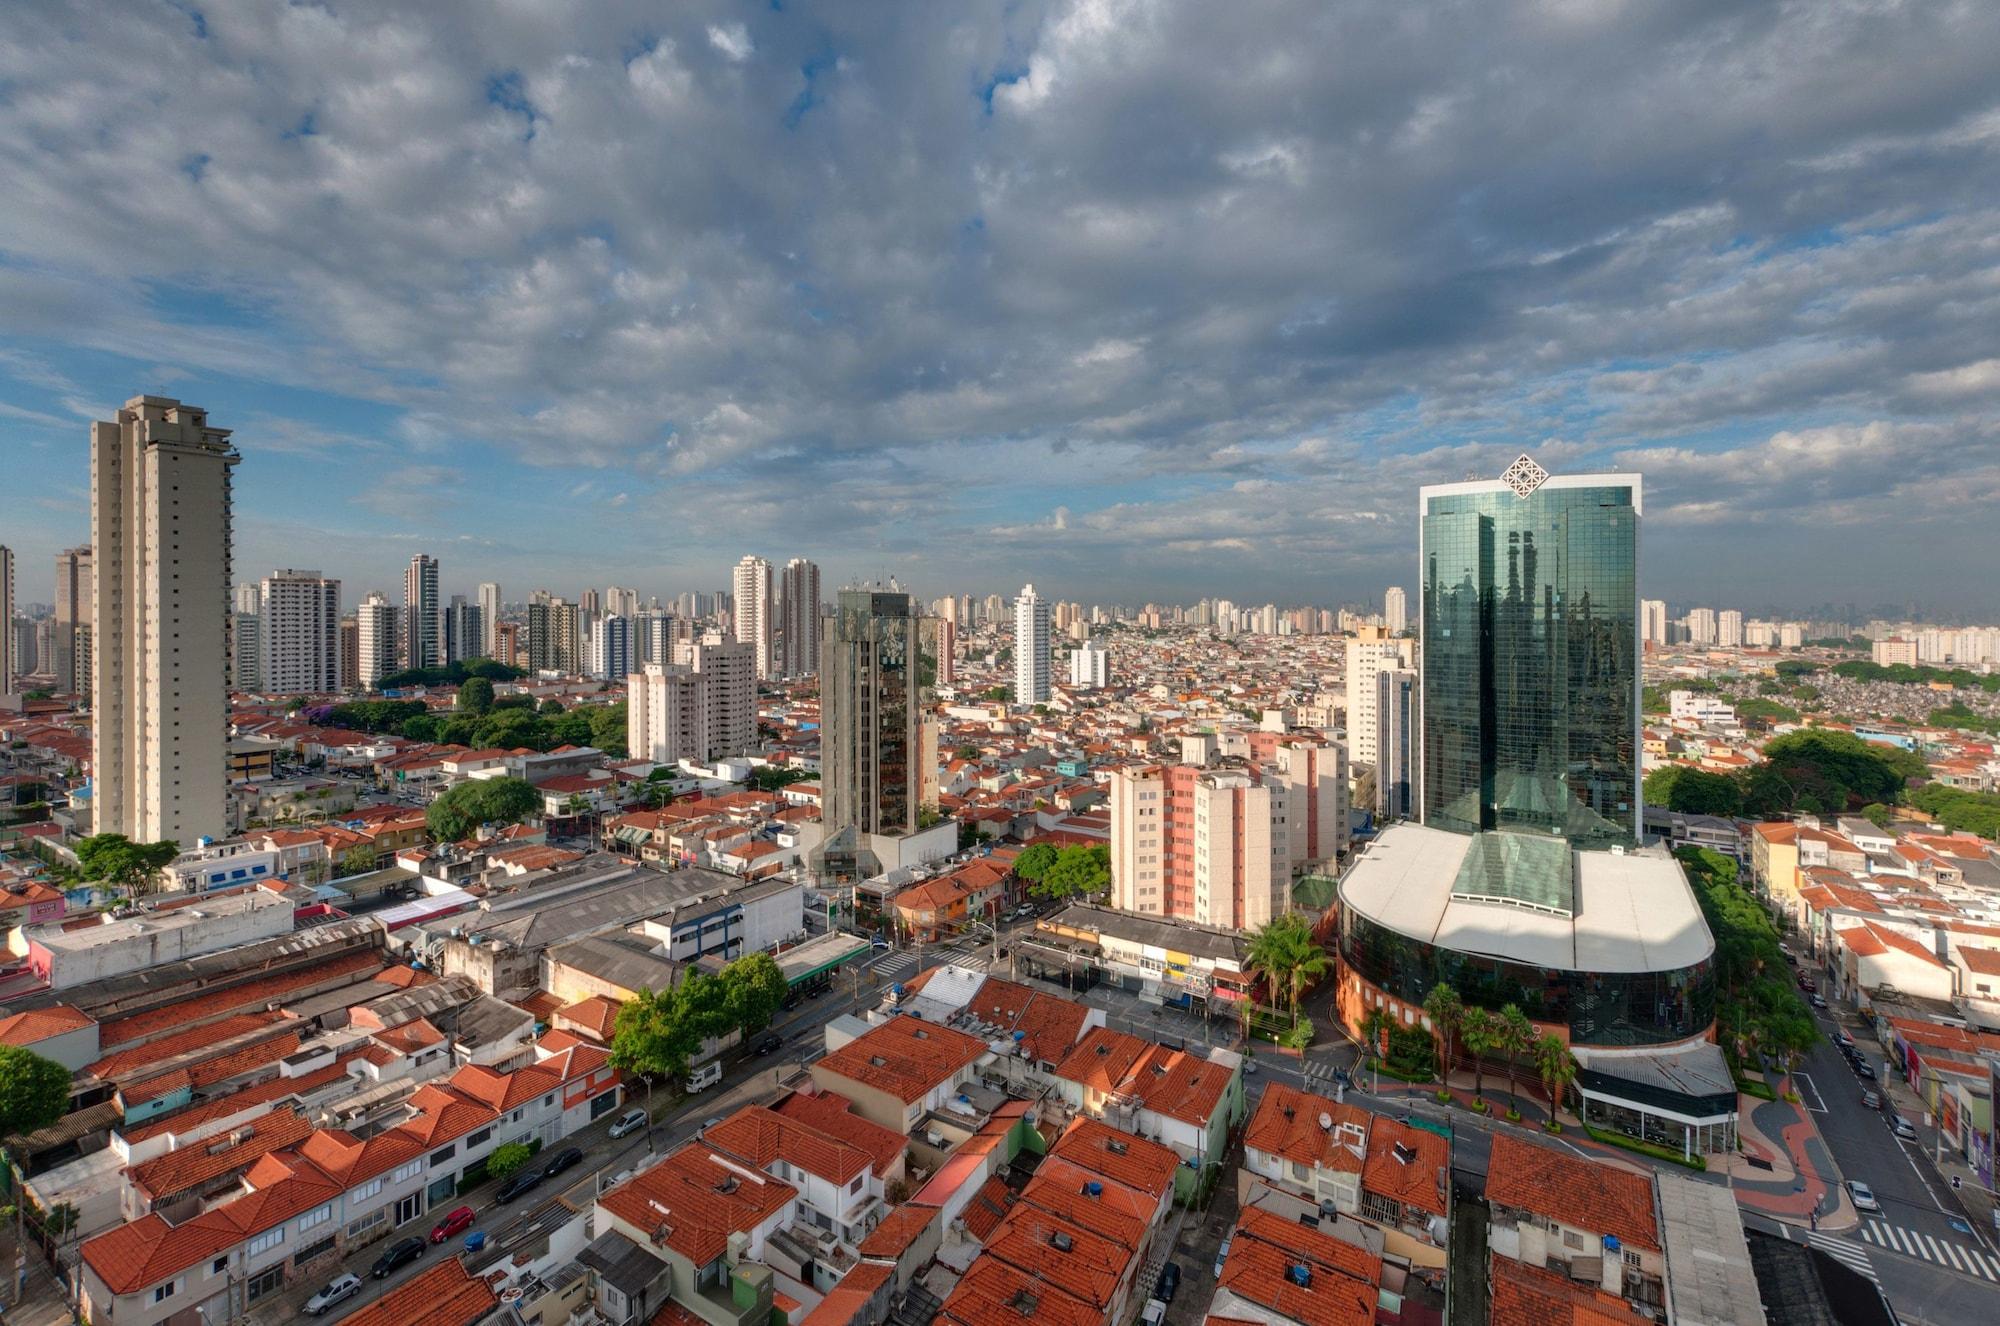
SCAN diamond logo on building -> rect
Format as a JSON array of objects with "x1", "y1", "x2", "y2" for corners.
[{"x1": 1501, "y1": 452, "x2": 1549, "y2": 498}]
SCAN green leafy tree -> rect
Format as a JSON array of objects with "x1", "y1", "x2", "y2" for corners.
[
  {"x1": 458, "y1": 677, "x2": 496, "y2": 715},
  {"x1": 1861, "y1": 802, "x2": 1895, "y2": 830},
  {"x1": 335, "y1": 844, "x2": 380, "y2": 878},
  {"x1": 400, "y1": 714, "x2": 444, "y2": 743},
  {"x1": 1012, "y1": 841, "x2": 1060, "y2": 884},
  {"x1": 485, "y1": 1141, "x2": 534, "y2": 1181},
  {"x1": 427, "y1": 777, "x2": 540, "y2": 843},
  {"x1": 1031, "y1": 844, "x2": 1111, "y2": 901},
  {"x1": 74, "y1": 834, "x2": 180, "y2": 892},
  {"x1": 1907, "y1": 784, "x2": 2000, "y2": 840},
  {"x1": 717, "y1": 953, "x2": 790, "y2": 1034},
  {"x1": 1422, "y1": 984, "x2": 1463, "y2": 1083},
  {"x1": 1533, "y1": 1033, "x2": 1576, "y2": 1118},
  {"x1": 954, "y1": 745, "x2": 981, "y2": 762},
  {"x1": 1736, "y1": 729, "x2": 1909, "y2": 816},
  {"x1": 539, "y1": 698, "x2": 566, "y2": 715},
  {"x1": 492, "y1": 693, "x2": 536, "y2": 712},
  {"x1": 1642, "y1": 766, "x2": 1743, "y2": 816},
  {"x1": 588, "y1": 702, "x2": 628, "y2": 757},
  {"x1": 750, "y1": 766, "x2": 813, "y2": 793},
  {"x1": 0, "y1": 1045, "x2": 72, "y2": 1137}
]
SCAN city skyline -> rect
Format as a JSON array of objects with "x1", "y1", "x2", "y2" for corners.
[{"x1": 5, "y1": 4, "x2": 2000, "y2": 610}]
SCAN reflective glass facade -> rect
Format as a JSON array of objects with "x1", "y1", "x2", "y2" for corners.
[
  {"x1": 1421, "y1": 480, "x2": 1639, "y2": 847},
  {"x1": 821, "y1": 590, "x2": 937, "y2": 838},
  {"x1": 1339, "y1": 904, "x2": 1715, "y2": 1048}
]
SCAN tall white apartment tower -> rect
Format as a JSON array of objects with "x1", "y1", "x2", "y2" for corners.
[
  {"x1": 1640, "y1": 599, "x2": 1668, "y2": 646},
  {"x1": 1383, "y1": 586, "x2": 1408, "y2": 635},
  {"x1": 732, "y1": 555, "x2": 775, "y2": 681},
  {"x1": 1344, "y1": 625, "x2": 1416, "y2": 769},
  {"x1": 1686, "y1": 607, "x2": 1718, "y2": 646},
  {"x1": 0, "y1": 545, "x2": 13, "y2": 695},
  {"x1": 1718, "y1": 610, "x2": 1745, "y2": 649},
  {"x1": 1013, "y1": 584, "x2": 1051, "y2": 704},
  {"x1": 356, "y1": 592, "x2": 399, "y2": 689},
  {"x1": 91, "y1": 395, "x2": 239, "y2": 845},
  {"x1": 403, "y1": 554, "x2": 441, "y2": 670},
  {"x1": 778, "y1": 557, "x2": 821, "y2": 679},
  {"x1": 260, "y1": 569, "x2": 342, "y2": 694},
  {"x1": 477, "y1": 582, "x2": 502, "y2": 656}
]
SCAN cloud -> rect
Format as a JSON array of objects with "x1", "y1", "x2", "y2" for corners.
[{"x1": 0, "y1": 1, "x2": 1998, "y2": 607}]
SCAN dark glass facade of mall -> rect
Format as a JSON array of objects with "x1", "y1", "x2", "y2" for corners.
[
  {"x1": 1421, "y1": 482, "x2": 1639, "y2": 848},
  {"x1": 1339, "y1": 904, "x2": 1715, "y2": 1048}
]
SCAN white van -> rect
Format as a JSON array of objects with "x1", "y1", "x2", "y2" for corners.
[{"x1": 686, "y1": 1060, "x2": 722, "y2": 1093}]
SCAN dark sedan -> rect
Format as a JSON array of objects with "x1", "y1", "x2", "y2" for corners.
[{"x1": 370, "y1": 1236, "x2": 425, "y2": 1279}]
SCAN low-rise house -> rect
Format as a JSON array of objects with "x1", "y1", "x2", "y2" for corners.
[
  {"x1": 810, "y1": 1016, "x2": 989, "y2": 1133},
  {"x1": 1049, "y1": 1025, "x2": 1243, "y2": 1198},
  {"x1": 1485, "y1": 1134, "x2": 1665, "y2": 1314}
]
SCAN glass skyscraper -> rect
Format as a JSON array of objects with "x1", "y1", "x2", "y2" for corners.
[
  {"x1": 820, "y1": 589, "x2": 938, "y2": 842},
  {"x1": 1419, "y1": 460, "x2": 1640, "y2": 847}
]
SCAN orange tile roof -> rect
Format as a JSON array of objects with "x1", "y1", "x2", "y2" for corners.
[
  {"x1": 126, "y1": 1110, "x2": 315, "y2": 1203},
  {"x1": 556, "y1": 994, "x2": 624, "y2": 1042},
  {"x1": 855, "y1": 1203, "x2": 939, "y2": 1260},
  {"x1": 816, "y1": 1016, "x2": 987, "y2": 1104},
  {"x1": 1046, "y1": 1117, "x2": 1179, "y2": 1202},
  {"x1": 959, "y1": 1174, "x2": 1016, "y2": 1241},
  {"x1": 704, "y1": 1104, "x2": 876, "y2": 1186},
  {"x1": 115, "y1": 1053, "x2": 364, "y2": 1144},
  {"x1": 1489, "y1": 1254, "x2": 1637, "y2": 1326},
  {"x1": 1361, "y1": 1116, "x2": 1450, "y2": 1218},
  {"x1": 797, "y1": 1261, "x2": 894, "y2": 1326},
  {"x1": 597, "y1": 1142, "x2": 797, "y2": 1265},
  {"x1": 938, "y1": 1246, "x2": 1100, "y2": 1326},
  {"x1": 1052, "y1": 1025, "x2": 1150, "y2": 1094},
  {"x1": 95, "y1": 950, "x2": 385, "y2": 1048},
  {"x1": 1220, "y1": 1206, "x2": 1379, "y2": 1326},
  {"x1": 773, "y1": 1090, "x2": 908, "y2": 1178},
  {"x1": 85, "y1": 1012, "x2": 289, "y2": 1081},
  {"x1": 1958, "y1": 946, "x2": 2000, "y2": 976},
  {"x1": 983, "y1": 1196, "x2": 1131, "y2": 1309},
  {"x1": 1486, "y1": 1135, "x2": 1659, "y2": 1252},
  {"x1": 1242, "y1": 1083, "x2": 1375, "y2": 1175},
  {"x1": 337, "y1": 1257, "x2": 500, "y2": 1326},
  {"x1": 0, "y1": 1003, "x2": 94, "y2": 1048}
]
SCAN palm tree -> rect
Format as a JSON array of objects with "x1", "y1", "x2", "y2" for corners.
[
  {"x1": 1499, "y1": 1005, "x2": 1533, "y2": 1107},
  {"x1": 1360, "y1": 1007, "x2": 1391, "y2": 1060},
  {"x1": 1460, "y1": 1008, "x2": 1497, "y2": 1102},
  {"x1": 1422, "y1": 984, "x2": 1463, "y2": 1083},
  {"x1": 1533, "y1": 1033, "x2": 1577, "y2": 1121},
  {"x1": 1245, "y1": 914, "x2": 1328, "y2": 1024}
]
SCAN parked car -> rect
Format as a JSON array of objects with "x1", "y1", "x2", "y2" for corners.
[
  {"x1": 1854, "y1": 1060, "x2": 1877, "y2": 1081},
  {"x1": 752, "y1": 1032, "x2": 784, "y2": 1056},
  {"x1": 371, "y1": 1237, "x2": 426, "y2": 1279},
  {"x1": 1213, "y1": 1238, "x2": 1234, "y2": 1279},
  {"x1": 1833, "y1": 1029, "x2": 1855, "y2": 1049},
  {"x1": 609, "y1": 1108, "x2": 649, "y2": 1139},
  {"x1": 686, "y1": 1059, "x2": 723, "y2": 1093},
  {"x1": 430, "y1": 1205, "x2": 476, "y2": 1243},
  {"x1": 542, "y1": 1146, "x2": 585, "y2": 1180},
  {"x1": 305, "y1": 1273, "x2": 363, "y2": 1315},
  {"x1": 1809, "y1": 993, "x2": 1827, "y2": 1009},
  {"x1": 1156, "y1": 1262, "x2": 1182, "y2": 1304},
  {"x1": 1891, "y1": 1116, "x2": 1918, "y2": 1141},
  {"x1": 496, "y1": 1168, "x2": 545, "y2": 1204},
  {"x1": 1860, "y1": 1090, "x2": 1881, "y2": 1110},
  {"x1": 1847, "y1": 1179, "x2": 1880, "y2": 1213}
]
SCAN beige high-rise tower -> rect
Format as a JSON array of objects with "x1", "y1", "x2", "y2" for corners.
[
  {"x1": 54, "y1": 545, "x2": 92, "y2": 696},
  {"x1": 91, "y1": 396, "x2": 239, "y2": 845}
]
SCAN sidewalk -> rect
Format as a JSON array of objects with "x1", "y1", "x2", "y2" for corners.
[{"x1": 1874, "y1": 1052, "x2": 1998, "y2": 1237}]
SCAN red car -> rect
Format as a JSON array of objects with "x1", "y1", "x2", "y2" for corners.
[{"x1": 430, "y1": 1205, "x2": 476, "y2": 1244}]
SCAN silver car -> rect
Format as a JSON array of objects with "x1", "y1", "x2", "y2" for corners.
[
  {"x1": 305, "y1": 1273, "x2": 362, "y2": 1316},
  {"x1": 1846, "y1": 1179, "x2": 1880, "y2": 1213}
]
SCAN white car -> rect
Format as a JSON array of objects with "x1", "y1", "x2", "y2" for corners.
[
  {"x1": 608, "y1": 1108, "x2": 648, "y2": 1139},
  {"x1": 305, "y1": 1273, "x2": 363, "y2": 1316},
  {"x1": 1846, "y1": 1179, "x2": 1880, "y2": 1213}
]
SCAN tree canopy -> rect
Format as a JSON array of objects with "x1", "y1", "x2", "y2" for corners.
[
  {"x1": 426, "y1": 777, "x2": 541, "y2": 843},
  {"x1": 1737, "y1": 729, "x2": 1915, "y2": 816},
  {"x1": 1677, "y1": 848, "x2": 1816, "y2": 1082},
  {"x1": 73, "y1": 834, "x2": 180, "y2": 891},
  {"x1": 321, "y1": 698, "x2": 627, "y2": 757},
  {"x1": 1245, "y1": 913, "x2": 1330, "y2": 1022},
  {"x1": 373, "y1": 658, "x2": 524, "y2": 690},
  {"x1": 458, "y1": 677, "x2": 496, "y2": 715},
  {"x1": 1642, "y1": 766, "x2": 1742, "y2": 817},
  {"x1": 1027, "y1": 843, "x2": 1110, "y2": 900},
  {"x1": 0, "y1": 1045, "x2": 72, "y2": 1137},
  {"x1": 1012, "y1": 841, "x2": 1059, "y2": 884},
  {"x1": 609, "y1": 953, "x2": 791, "y2": 1083},
  {"x1": 1908, "y1": 784, "x2": 2000, "y2": 840}
]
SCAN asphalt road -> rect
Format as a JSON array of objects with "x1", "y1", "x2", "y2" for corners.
[{"x1": 1799, "y1": 1009, "x2": 2000, "y2": 1293}]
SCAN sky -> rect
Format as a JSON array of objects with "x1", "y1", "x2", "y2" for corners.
[{"x1": 4, "y1": 0, "x2": 2000, "y2": 618}]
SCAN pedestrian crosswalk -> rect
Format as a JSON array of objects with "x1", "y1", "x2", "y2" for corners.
[
  {"x1": 1804, "y1": 1231, "x2": 1879, "y2": 1285},
  {"x1": 870, "y1": 947, "x2": 991, "y2": 984},
  {"x1": 1302, "y1": 1061, "x2": 1348, "y2": 1094},
  {"x1": 1859, "y1": 1220, "x2": 2000, "y2": 1280}
]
